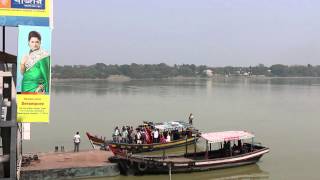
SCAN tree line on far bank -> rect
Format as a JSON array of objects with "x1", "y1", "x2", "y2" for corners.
[{"x1": 52, "y1": 63, "x2": 320, "y2": 79}]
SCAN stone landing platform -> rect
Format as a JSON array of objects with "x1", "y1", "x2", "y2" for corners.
[{"x1": 20, "y1": 150, "x2": 119, "y2": 180}]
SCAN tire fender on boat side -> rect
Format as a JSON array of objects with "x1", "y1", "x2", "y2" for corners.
[
  {"x1": 155, "y1": 161, "x2": 163, "y2": 169},
  {"x1": 137, "y1": 161, "x2": 148, "y2": 171},
  {"x1": 125, "y1": 159, "x2": 134, "y2": 169}
]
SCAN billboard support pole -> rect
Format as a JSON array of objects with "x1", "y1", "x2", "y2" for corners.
[
  {"x1": 2, "y1": 26, "x2": 9, "y2": 71},
  {"x1": 2, "y1": 26, "x2": 5, "y2": 52}
]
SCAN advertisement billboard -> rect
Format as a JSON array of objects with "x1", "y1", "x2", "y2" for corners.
[{"x1": 17, "y1": 25, "x2": 51, "y2": 122}]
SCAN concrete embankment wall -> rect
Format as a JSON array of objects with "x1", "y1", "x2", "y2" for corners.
[
  {"x1": 20, "y1": 150, "x2": 120, "y2": 180},
  {"x1": 21, "y1": 164, "x2": 119, "y2": 180}
]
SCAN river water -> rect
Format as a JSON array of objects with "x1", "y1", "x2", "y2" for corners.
[{"x1": 24, "y1": 77, "x2": 320, "y2": 180}]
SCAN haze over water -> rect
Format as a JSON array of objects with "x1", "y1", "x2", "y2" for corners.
[{"x1": 24, "y1": 78, "x2": 320, "y2": 180}]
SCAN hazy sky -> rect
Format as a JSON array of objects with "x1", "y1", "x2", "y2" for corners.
[{"x1": 3, "y1": 0, "x2": 320, "y2": 66}]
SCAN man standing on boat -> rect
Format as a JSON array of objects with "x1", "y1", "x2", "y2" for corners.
[
  {"x1": 136, "y1": 129, "x2": 142, "y2": 144},
  {"x1": 113, "y1": 126, "x2": 120, "y2": 142},
  {"x1": 188, "y1": 113, "x2": 194, "y2": 125},
  {"x1": 73, "y1": 132, "x2": 81, "y2": 152},
  {"x1": 153, "y1": 128, "x2": 159, "y2": 143}
]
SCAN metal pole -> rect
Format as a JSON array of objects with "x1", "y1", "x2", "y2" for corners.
[
  {"x1": 2, "y1": 26, "x2": 9, "y2": 71},
  {"x1": 162, "y1": 149, "x2": 165, "y2": 160},
  {"x1": 205, "y1": 140, "x2": 208, "y2": 159},
  {"x1": 9, "y1": 76, "x2": 17, "y2": 179},
  {"x1": 185, "y1": 135, "x2": 188, "y2": 156},
  {"x1": 2, "y1": 26, "x2": 5, "y2": 52},
  {"x1": 168, "y1": 163, "x2": 172, "y2": 180},
  {"x1": 193, "y1": 136, "x2": 196, "y2": 159},
  {"x1": 194, "y1": 136, "x2": 196, "y2": 152},
  {"x1": 251, "y1": 137, "x2": 254, "y2": 151},
  {"x1": 21, "y1": 123, "x2": 23, "y2": 157}
]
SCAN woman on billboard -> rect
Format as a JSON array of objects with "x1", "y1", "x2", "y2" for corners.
[{"x1": 20, "y1": 31, "x2": 50, "y2": 93}]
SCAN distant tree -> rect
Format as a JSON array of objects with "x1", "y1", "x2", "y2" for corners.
[
  {"x1": 178, "y1": 64, "x2": 194, "y2": 77},
  {"x1": 270, "y1": 64, "x2": 289, "y2": 76},
  {"x1": 51, "y1": 63, "x2": 320, "y2": 79},
  {"x1": 251, "y1": 64, "x2": 268, "y2": 75}
]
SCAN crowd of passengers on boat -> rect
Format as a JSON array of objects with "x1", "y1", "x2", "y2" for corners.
[
  {"x1": 218, "y1": 140, "x2": 253, "y2": 157},
  {"x1": 112, "y1": 125, "x2": 192, "y2": 144}
]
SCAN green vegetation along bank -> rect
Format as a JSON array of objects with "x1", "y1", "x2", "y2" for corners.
[{"x1": 52, "y1": 63, "x2": 320, "y2": 79}]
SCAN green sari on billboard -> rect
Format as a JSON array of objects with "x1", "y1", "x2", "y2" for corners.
[{"x1": 21, "y1": 49, "x2": 50, "y2": 93}]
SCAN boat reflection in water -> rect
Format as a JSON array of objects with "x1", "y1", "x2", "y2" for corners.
[
  {"x1": 184, "y1": 164, "x2": 269, "y2": 180},
  {"x1": 165, "y1": 164, "x2": 269, "y2": 180},
  {"x1": 84, "y1": 164, "x2": 268, "y2": 180}
]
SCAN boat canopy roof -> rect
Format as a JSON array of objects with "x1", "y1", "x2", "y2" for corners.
[
  {"x1": 154, "y1": 121, "x2": 193, "y2": 131},
  {"x1": 201, "y1": 131, "x2": 254, "y2": 143}
]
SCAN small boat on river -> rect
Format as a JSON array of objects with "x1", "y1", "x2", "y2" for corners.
[
  {"x1": 86, "y1": 132, "x2": 112, "y2": 150},
  {"x1": 110, "y1": 131, "x2": 269, "y2": 175},
  {"x1": 87, "y1": 121, "x2": 201, "y2": 154}
]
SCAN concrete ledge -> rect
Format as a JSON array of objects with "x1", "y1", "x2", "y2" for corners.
[
  {"x1": 20, "y1": 150, "x2": 120, "y2": 180},
  {"x1": 21, "y1": 164, "x2": 119, "y2": 180}
]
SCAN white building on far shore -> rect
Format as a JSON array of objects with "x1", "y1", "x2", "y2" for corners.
[{"x1": 204, "y1": 69, "x2": 213, "y2": 77}]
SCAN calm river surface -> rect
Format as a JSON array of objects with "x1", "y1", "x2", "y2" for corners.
[{"x1": 24, "y1": 77, "x2": 320, "y2": 180}]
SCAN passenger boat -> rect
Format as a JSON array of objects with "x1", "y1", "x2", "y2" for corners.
[
  {"x1": 87, "y1": 121, "x2": 200, "y2": 154},
  {"x1": 110, "y1": 131, "x2": 269, "y2": 175},
  {"x1": 109, "y1": 121, "x2": 200, "y2": 155}
]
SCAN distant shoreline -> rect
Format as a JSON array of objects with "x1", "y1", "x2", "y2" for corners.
[
  {"x1": 52, "y1": 63, "x2": 320, "y2": 79},
  {"x1": 52, "y1": 75, "x2": 320, "y2": 82}
]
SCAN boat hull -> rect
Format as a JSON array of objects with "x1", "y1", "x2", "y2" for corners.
[
  {"x1": 109, "y1": 136, "x2": 199, "y2": 154},
  {"x1": 86, "y1": 132, "x2": 111, "y2": 150},
  {"x1": 113, "y1": 147, "x2": 269, "y2": 175},
  {"x1": 86, "y1": 132, "x2": 199, "y2": 153}
]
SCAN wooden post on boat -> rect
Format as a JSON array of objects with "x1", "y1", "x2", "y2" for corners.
[
  {"x1": 193, "y1": 135, "x2": 197, "y2": 159},
  {"x1": 251, "y1": 137, "x2": 254, "y2": 152},
  {"x1": 168, "y1": 162, "x2": 172, "y2": 180},
  {"x1": 185, "y1": 135, "x2": 188, "y2": 156},
  {"x1": 162, "y1": 149, "x2": 166, "y2": 160},
  {"x1": 229, "y1": 141, "x2": 232, "y2": 157},
  {"x1": 205, "y1": 140, "x2": 208, "y2": 159}
]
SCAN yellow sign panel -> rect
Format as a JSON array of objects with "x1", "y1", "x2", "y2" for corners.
[{"x1": 17, "y1": 94, "x2": 50, "y2": 123}]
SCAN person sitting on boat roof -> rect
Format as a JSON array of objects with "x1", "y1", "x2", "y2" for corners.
[{"x1": 113, "y1": 126, "x2": 120, "y2": 143}]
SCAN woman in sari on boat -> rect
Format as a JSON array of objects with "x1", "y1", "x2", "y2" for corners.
[{"x1": 20, "y1": 31, "x2": 50, "y2": 93}]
